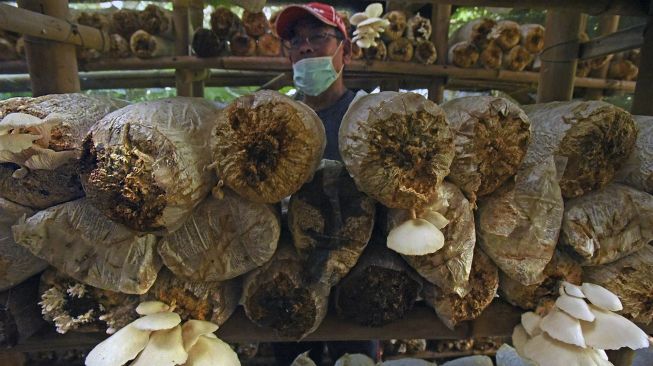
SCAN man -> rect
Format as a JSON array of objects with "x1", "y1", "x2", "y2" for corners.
[
  {"x1": 271, "y1": 3, "x2": 380, "y2": 364},
  {"x1": 276, "y1": 1, "x2": 357, "y2": 162}
]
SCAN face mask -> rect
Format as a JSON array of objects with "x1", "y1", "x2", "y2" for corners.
[{"x1": 292, "y1": 42, "x2": 343, "y2": 97}]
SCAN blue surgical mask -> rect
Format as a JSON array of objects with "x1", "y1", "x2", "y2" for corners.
[{"x1": 292, "y1": 42, "x2": 343, "y2": 97}]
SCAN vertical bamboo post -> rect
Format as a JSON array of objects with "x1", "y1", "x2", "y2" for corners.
[
  {"x1": 189, "y1": 0, "x2": 205, "y2": 97},
  {"x1": 586, "y1": 15, "x2": 620, "y2": 100},
  {"x1": 173, "y1": 0, "x2": 193, "y2": 97},
  {"x1": 428, "y1": 4, "x2": 451, "y2": 103},
  {"x1": 632, "y1": 14, "x2": 653, "y2": 115},
  {"x1": 536, "y1": 10, "x2": 582, "y2": 103},
  {"x1": 17, "y1": 0, "x2": 80, "y2": 96}
]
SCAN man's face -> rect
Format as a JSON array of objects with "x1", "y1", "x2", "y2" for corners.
[{"x1": 287, "y1": 20, "x2": 351, "y2": 71}]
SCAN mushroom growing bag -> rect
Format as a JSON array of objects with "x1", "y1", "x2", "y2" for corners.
[
  {"x1": 522, "y1": 101, "x2": 637, "y2": 198},
  {"x1": 616, "y1": 115, "x2": 653, "y2": 193},
  {"x1": 158, "y1": 189, "x2": 280, "y2": 282},
  {"x1": 561, "y1": 183, "x2": 653, "y2": 266},
  {"x1": 0, "y1": 94, "x2": 126, "y2": 209},
  {"x1": 386, "y1": 182, "x2": 475, "y2": 297},
  {"x1": 0, "y1": 198, "x2": 47, "y2": 291},
  {"x1": 80, "y1": 98, "x2": 219, "y2": 233},
  {"x1": 441, "y1": 96, "x2": 531, "y2": 203},
  {"x1": 339, "y1": 91, "x2": 454, "y2": 210},
  {"x1": 476, "y1": 155, "x2": 563, "y2": 286},
  {"x1": 13, "y1": 198, "x2": 161, "y2": 294},
  {"x1": 288, "y1": 159, "x2": 376, "y2": 287},
  {"x1": 211, "y1": 90, "x2": 325, "y2": 203}
]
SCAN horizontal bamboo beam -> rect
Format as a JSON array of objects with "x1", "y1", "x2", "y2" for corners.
[
  {"x1": 0, "y1": 3, "x2": 110, "y2": 51},
  {"x1": 400, "y1": 0, "x2": 649, "y2": 16},
  {"x1": 1, "y1": 64, "x2": 636, "y2": 95},
  {"x1": 579, "y1": 24, "x2": 645, "y2": 60}
]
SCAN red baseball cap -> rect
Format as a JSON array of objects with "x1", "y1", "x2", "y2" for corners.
[{"x1": 275, "y1": 2, "x2": 349, "y2": 41}]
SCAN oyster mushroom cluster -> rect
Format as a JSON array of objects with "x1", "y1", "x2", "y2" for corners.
[
  {"x1": 350, "y1": 3, "x2": 390, "y2": 48},
  {"x1": 512, "y1": 282, "x2": 650, "y2": 366},
  {"x1": 85, "y1": 301, "x2": 240, "y2": 366}
]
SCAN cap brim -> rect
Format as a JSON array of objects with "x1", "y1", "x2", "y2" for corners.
[{"x1": 275, "y1": 5, "x2": 339, "y2": 40}]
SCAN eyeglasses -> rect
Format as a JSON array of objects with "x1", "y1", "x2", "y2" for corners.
[{"x1": 283, "y1": 32, "x2": 342, "y2": 50}]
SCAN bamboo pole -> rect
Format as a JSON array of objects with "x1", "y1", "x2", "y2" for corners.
[
  {"x1": 428, "y1": 5, "x2": 451, "y2": 103},
  {"x1": 173, "y1": 0, "x2": 192, "y2": 96},
  {"x1": 397, "y1": 0, "x2": 647, "y2": 16},
  {"x1": 1, "y1": 56, "x2": 636, "y2": 91},
  {"x1": 536, "y1": 10, "x2": 582, "y2": 102},
  {"x1": 190, "y1": 0, "x2": 205, "y2": 97},
  {"x1": 586, "y1": 15, "x2": 620, "y2": 100},
  {"x1": 16, "y1": 0, "x2": 80, "y2": 95},
  {"x1": 632, "y1": 15, "x2": 653, "y2": 115},
  {"x1": 0, "y1": 3, "x2": 110, "y2": 51},
  {"x1": 1, "y1": 66, "x2": 636, "y2": 94}
]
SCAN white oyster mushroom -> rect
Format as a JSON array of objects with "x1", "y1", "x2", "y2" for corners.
[
  {"x1": 136, "y1": 301, "x2": 171, "y2": 316},
  {"x1": 387, "y1": 218, "x2": 445, "y2": 255},
  {"x1": 581, "y1": 283, "x2": 623, "y2": 311},
  {"x1": 85, "y1": 324, "x2": 151, "y2": 366},
  {"x1": 441, "y1": 355, "x2": 493, "y2": 366},
  {"x1": 539, "y1": 308, "x2": 586, "y2": 347},
  {"x1": 334, "y1": 353, "x2": 375, "y2": 366},
  {"x1": 580, "y1": 305, "x2": 650, "y2": 350},
  {"x1": 495, "y1": 344, "x2": 537, "y2": 366},
  {"x1": 131, "y1": 326, "x2": 188, "y2": 366},
  {"x1": 132, "y1": 312, "x2": 182, "y2": 331},
  {"x1": 562, "y1": 281, "x2": 585, "y2": 298},
  {"x1": 520, "y1": 312, "x2": 542, "y2": 337},
  {"x1": 0, "y1": 112, "x2": 73, "y2": 170},
  {"x1": 181, "y1": 320, "x2": 219, "y2": 351},
  {"x1": 511, "y1": 324, "x2": 529, "y2": 354},
  {"x1": 184, "y1": 336, "x2": 240, "y2": 366},
  {"x1": 420, "y1": 210, "x2": 449, "y2": 229},
  {"x1": 290, "y1": 351, "x2": 317, "y2": 366},
  {"x1": 522, "y1": 333, "x2": 612, "y2": 366},
  {"x1": 86, "y1": 301, "x2": 240, "y2": 366},
  {"x1": 378, "y1": 359, "x2": 436, "y2": 366},
  {"x1": 556, "y1": 293, "x2": 595, "y2": 322}
]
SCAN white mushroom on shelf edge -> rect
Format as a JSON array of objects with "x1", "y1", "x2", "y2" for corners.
[
  {"x1": 512, "y1": 281, "x2": 650, "y2": 366},
  {"x1": 85, "y1": 300, "x2": 240, "y2": 366},
  {"x1": 350, "y1": 3, "x2": 389, "y2": 49}
]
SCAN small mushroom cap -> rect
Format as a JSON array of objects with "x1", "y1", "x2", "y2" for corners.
[
  {"x1": 350, "y1": 13, "x2": 367, "y2": 26},
  {"x1": 85, "y1": 324, "x2": 150, "y2": 366},
  {"x1": 334, "y1": 353, "x2": 375, "y2": 366},
  {"x1": 561, "y1": 281, "x2": 585, "y2": 298},
  {"x1": 387, "y1": 218, "x2": 445, "y2": 255},
  {"x1": 540, "y1": 308, "x2": 586, "y2": 347},
  {"x1": 522, "y1": 333, "x2": 613, "y2": 366},
  {"x1": 131, "y1": 325, "x2": 188, "y2": 366},
  {"x1": 512, "y1": 324, "x2": 530, "y2": 354},
  {"x1": 132, "y1": 311, "x2": 181, "y2": 331},
  {"x1": 379, "y1": 359, "x2": 437, "y2": 365},
  {"x1": 556, "y1": 294, "x2": 595, "y2": 322},
  {"x1": 0, "y1": 133, "x2": 41, "y2": 153},
  {"x1": 182, "y1": 319, "x2": 219, "y2": 352},
  {"x1": 521, "y1": 312, "x2": 542, "y2": 337},
  {"x1": 184, "y1": 335, "x2": 241, "y2": 366},
  {"x1": 136, "y1": 301, "x2": 171, "y2": 316},
  {"x1": 420, "y1": 209, "x2": 449, "y2": 229},
  {"x1": 290, "y1": 351, "x2": 317, "y2": 366},
  {"x1": 581, "y1": 283, "x2": 622, "y2": 311},
  {"x1": 580, "y1": 305, "x2": 650, "y2": 350},
  {"x1": 364, "y1": 3, "x2": 383, "y2": 18}
]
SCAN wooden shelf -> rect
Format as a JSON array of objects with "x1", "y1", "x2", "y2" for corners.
[
  {"x1": 0, "y1": 57, "x2": 637, "y2": 93},
  {"x1": 6, "y1": 299, "x2": 652, "y2": 352}
]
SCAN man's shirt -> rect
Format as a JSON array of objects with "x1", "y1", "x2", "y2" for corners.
[{"x1": 314, "y1": 89, "x2": 357, "y2": 162}]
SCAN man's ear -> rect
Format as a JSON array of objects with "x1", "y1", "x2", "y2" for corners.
[{"x1": 343, "y1": 40, "x2": 352, "y2": 64}]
